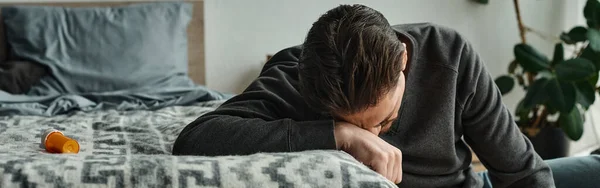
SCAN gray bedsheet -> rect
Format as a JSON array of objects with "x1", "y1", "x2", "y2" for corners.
[
  {"x1": 0, "y1": 100, "x2": 396, "y2": 188},
  {"x1": 0, "y1": 86, "x2": 230, "y2": 116}
]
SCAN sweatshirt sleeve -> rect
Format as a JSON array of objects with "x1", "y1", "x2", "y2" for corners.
[
  {"x1": 459, "y1": 42, "x2": 555, "y2": 187},
  {"x1": 172, "y1": 46, "x2": 337, "y2": 156}
]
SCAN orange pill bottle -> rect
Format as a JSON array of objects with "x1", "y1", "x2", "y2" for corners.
[{"x1": 40, "y1": 129, "x2": 80, "y2": 154}]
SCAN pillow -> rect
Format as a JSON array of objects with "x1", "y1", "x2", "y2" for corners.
[{"x1": 2, "y1": 2, "x2": 195, "y2": 94}]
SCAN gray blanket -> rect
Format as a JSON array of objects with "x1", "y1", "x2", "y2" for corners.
[
  {"x1": 0, "y1": 86, "x2": 230, "y2": 116},
  {"x1": 0, "y1": 100, "x2": 396, "y2": 188}
]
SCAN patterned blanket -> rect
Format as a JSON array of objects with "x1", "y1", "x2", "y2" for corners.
[{"x1": 0, "y1": 100, "x2": 396, "y2": 188}]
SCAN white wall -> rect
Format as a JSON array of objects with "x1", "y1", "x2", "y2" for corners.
[
  {"x1": 204, "y1": 0, "x2": 561, "y2": 100},
  {"x1": 204, "y1": 0, "x2": 599, "y2": 155},
  {"x1": 203, "y1": 0, "x2": 562, "y2": 111}
]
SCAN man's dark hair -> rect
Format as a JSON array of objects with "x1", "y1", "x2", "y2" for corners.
[{"x1": 298, "y1": 4, "x2": 405, "y2": 116}]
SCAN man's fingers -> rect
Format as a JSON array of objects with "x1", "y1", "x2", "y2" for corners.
[
  {"x1": 342, "y1": 127, "x2": 403, "y2": 184},
  {"x1": 372, "y1": 153, "x2": 390, "y2": 181},
  {"x1": 387, "y1": 150, "x2": 395, "y2": 182},
  {"x1": 394, "y1": 149, "x2": 403, "y2": 183},
  {"x1": 393, "y1": 162, "x2": 402, "y2": 184},
  {"x1": 391, "y1": 155, "x2": 399, "y2": 183}
]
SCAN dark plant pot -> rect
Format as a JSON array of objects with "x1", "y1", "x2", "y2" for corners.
[{"x1": 526, "y1": 126, "x2": 570, "y2": 160}]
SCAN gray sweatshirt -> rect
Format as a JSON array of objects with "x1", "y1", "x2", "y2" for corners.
[{"x1": 173, "y1": 23, "x2": 555, "y2": 188}]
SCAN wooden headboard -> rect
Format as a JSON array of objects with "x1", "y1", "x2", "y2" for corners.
[{"x1": 0, "y1": 0, "x2": 206, "y2": 85}]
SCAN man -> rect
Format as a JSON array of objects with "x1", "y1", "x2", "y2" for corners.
[{"x1": 173, "y1": 4, "x2": 599, "y2": 187}]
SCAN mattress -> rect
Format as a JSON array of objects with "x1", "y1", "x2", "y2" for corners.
[{"x1": 0, "y1": 100, "x2": 396, "y2": 188}]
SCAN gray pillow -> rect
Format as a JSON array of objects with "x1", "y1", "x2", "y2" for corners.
[{"x1": 2, "y1": 2, "x2": 195, "y2": 94}]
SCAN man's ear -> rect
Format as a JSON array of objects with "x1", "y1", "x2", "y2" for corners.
[{"x1": 400, "y1": 50, "x2": 407, "y2": 71}]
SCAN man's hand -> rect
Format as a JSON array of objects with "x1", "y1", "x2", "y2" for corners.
[{"x1": 334, "y1": 121, "x2": 403, "y2": 184}]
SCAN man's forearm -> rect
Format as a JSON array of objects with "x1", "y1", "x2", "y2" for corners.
[{"x1": 172, "y1": 114, "x2": 336, "y2": 156}]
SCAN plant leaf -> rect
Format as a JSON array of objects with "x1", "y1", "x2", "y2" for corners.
[
  {"x1": 580, "y1": 45, "x2": 600, "y2": 71},
  {"x1": 559, "y1": 107, "x2": 584, "y2": 141},
  {"x1": 473, "y1": 0, "x2": 488, "y2": 4},
  {"x1": 547, "y1": 79, "x2": 577, "y2": 113},
  {"x1": 555, "y1": 58, "x2": 596, "y2": 81},
  {"x1": 523, "y1": 78, "x2": 550, "y2": 109},
  {"x1": 584, "y1": 0, "x2": 600, "y2": 28},
  {"x1": 560, "y1": 32, "x2": 575, "y2": 44},
  {"x1": 567, "y1": 27, "x2": 589, "y2": 43},
  {"x1": 585, "y1": 0, "x2": 598, "y2": 18},
  {"x1": 514, "y1": 44, "x2": 550, "y2": 73},
  {"x1": 576, "y1": 81, "x2": 596, "y2": 109},
  {"x1": 516, "y1": 99, "x2": 531, "y2": 123},
  {"x1": 589, "y1": 73, "x2": 599, "y2": 86},
  {"x1": 495, "y1": 75, "x2": 515, "y2": 95},
  {"x1": 545, "y1": 101, "x2": 559, "y2": 114},
  {"x1": 508, "y1": 60, "x2": 518, "y2": 74},
  {"x1": 552, "y1": 43, "x2": 565, "y2": 66},
  {"x1": 587, "y1": 29, "x2": 600, "y2": 51},
  {"x1": 559, "y1": 32, "x2": 575, "y2": 44},
  {"x1": 594, "y1": 0, "x2": 600, "y2": 29},
  {"x1": 537, "y1": 70, "x2": 554, "y2": 79}
]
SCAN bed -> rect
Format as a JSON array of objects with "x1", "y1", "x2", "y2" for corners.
[{"x1": 0, "y1": 1, "x2": 396, "y2": 187}]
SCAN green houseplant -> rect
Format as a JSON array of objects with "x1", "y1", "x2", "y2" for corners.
[{"x1": 492, "y1": 0, "x2": 600, "y2": 158}]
